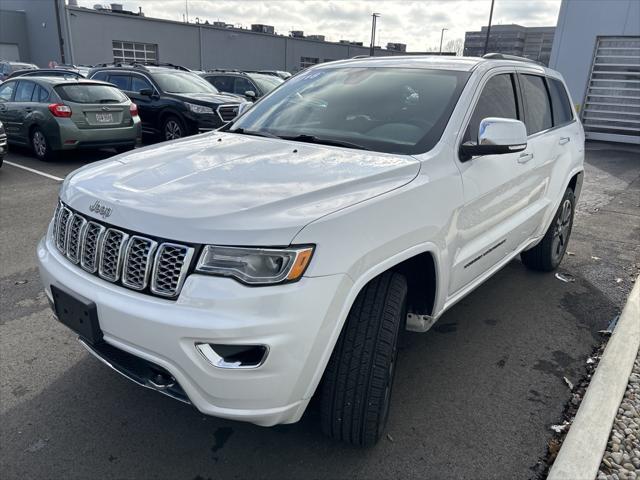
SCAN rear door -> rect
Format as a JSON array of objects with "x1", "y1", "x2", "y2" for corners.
[
  {"x1": 13, "y1": 80, "x2": 38, "y2": 139},
  {"x1": 450, "y1": 69, "x2": 544, "y2": 294}
]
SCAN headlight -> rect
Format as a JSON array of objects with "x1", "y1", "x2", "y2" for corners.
[
  {"x1": 186, "y1": 102, "x2": 214, "y2": 114},
  {"x1": 195, "y1": 245, "x2": 314, "y2": 285}
]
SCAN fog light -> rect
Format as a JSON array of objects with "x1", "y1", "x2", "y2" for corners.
[{"x1": 195, "y1": 343, "x2": 268, "y2": 369}]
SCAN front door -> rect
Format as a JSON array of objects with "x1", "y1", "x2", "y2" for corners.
[{"x1": 449, "y1": 70, "x2": 545, "y2": 295}]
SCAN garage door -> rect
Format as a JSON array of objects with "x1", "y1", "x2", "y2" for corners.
[
  {"x1": 0, "y1": 43, "x2": 20, "y2": 61},
  {"x1": 582, "y1": 36, "x2": 640, "y2": 144}
]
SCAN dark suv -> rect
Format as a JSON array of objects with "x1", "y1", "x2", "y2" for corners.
[
  {"x1": 200, "y1": 70, "x2": 283, "y2": 101},
  {"x1": 89, "y1": 64, "x2": 243, "y2": 140}
]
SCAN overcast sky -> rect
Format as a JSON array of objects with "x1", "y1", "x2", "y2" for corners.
[{"x1": 77, "y1": 0, "x2": 562, "y2": 51}]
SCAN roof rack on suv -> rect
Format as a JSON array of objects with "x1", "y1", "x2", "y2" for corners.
[
  {"x1": 482, "y1": 53, "x2": 545, "y2": 66},
  {"x1": 91, "y1": 62, "x2": 191, "y2": 72}
]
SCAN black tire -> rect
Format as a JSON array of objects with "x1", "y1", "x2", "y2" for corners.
[
  {"x1": 521, "y1": 188, "x2": 576, "y2": 271},
  {"x1": 31, "y1": 127, "x2": 56, "y2": 161},
  {"x1": 161, "y1": 115, "x2": 185, "y2": 141},
  {"x1": 320, "y1": 271, "x2": 407, "y2": 446}
]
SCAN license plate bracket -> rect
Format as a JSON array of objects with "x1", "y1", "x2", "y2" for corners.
[{"x1": 51, "y1": 285, "x2": 103, "y2": 344}]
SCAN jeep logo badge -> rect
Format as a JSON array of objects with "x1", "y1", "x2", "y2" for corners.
[{"x1": 89, "y1": 200, "x2": 112, "y2": 219}]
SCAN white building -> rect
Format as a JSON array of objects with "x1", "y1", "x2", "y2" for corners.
[{"x1": 550, "y1": 0, "x2": 640, "y2": 144}]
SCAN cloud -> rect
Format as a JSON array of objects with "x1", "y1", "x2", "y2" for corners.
[{"x1": 77, "y1": 0, "x2": 561, "y2": 51}]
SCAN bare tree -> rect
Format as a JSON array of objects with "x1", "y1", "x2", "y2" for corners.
[{"x1": 444, "y1": 38, "x2": 464, "y2": 56}]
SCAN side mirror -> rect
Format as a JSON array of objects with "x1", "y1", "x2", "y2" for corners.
[
  {"x1": 244, "y1": 90, "x2": 256, "y2": 99},
  {"x1": 459, "y1": 117, "x2": 527, "y2": 162},
  {"x1": 139, "y1": 88, "x2": 154, "y2": 97},
  {"x1": 237, "y1": 101, "x2": 253, "y2": 117}
]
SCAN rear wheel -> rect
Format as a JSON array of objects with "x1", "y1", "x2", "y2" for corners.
[
  {"x1": 31, "y1": 127, "x2": 56, "y2": 161},
  {"x1": 320, "y1": 271, "x2": 407, "y2": 446},
  {"x1": 162, "y1": 115, "x2": 185, "y2": 141},
  {"x1": 521, "y1": 188, "x2": 576, "y2": 271}
]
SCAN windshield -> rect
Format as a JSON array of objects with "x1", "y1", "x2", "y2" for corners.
[
  {"x1": 229, "y1": 67, "x2": 469, "y2": 155},
  {"x1": 152, "y1": 71, "x2": 219, "y2": 94},
  {"x1": 55, "y1": 84, "x2": 128, "y2": 104},
  {"x1": 247, "y1": 73, "x2": 283, "y2": 94}
]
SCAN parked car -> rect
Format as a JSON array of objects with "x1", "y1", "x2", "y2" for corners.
[
  {"x1": 1, "y1": 60, "x2": 38, "y2": 81},
  {"x1": 6, "y1": 68, "x2": 85, "y2": 80},
  {"x1": 89, "y1": 64, "x2": 243, "y2": 140},
  {"x1": 245, "y1": 70, "x2": 292, "y2": 80},
  {"x1": 200, "y1": 70, "x2": 284, "y2": 100},
  {"x1": 38, "y1": 55, "x2": 584, "y2": 446},
  {"x1": 0, "y1": 120, "x2": 6, "y2": 166},
  {"x1": 0, "y1": 77, "x2": 141, "y2": 160}
]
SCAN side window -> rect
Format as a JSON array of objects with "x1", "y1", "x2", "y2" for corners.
[
  {"x1": 0, "y1": 82, "x2": 15, "y2": 101},
  {"x1": 463, "y1": 73, "x2": 519, "y2": 144},
  {"x1": 107, "y1": 74, "x2": 131, "y2": 91},
  {"x1": 547, "y1": 78, "x2": 573, "y2": 126},
  {"x1": 207, "y1": 75, "x2": 233, "y2": 92},
  {"x1": 131, "y1": 75, "x2": 152, "y2": 93},
  {"x1": 91, "y1": 71, "x2": 109, "y2": 82},
  {"x1": 520, "y1": 74, "x2": 553, "y2": 135},
  {"x1": 33, "y1": 85, "x2": 50, "y2": 103},
  {"x1": 234, "y1": 76, "x2": 254, "y2": 95},
  {"x1": 15, "y1": 81, "x2": 36, "y2": 102}
]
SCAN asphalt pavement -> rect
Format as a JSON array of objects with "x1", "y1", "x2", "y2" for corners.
[{"x1": 1, "y1": 141, "x2": 638, "y2": 479}]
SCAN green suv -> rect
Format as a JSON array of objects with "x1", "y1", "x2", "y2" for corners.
[{"x1": 0, "y1": 77, "x2": 141, "y2": 160}]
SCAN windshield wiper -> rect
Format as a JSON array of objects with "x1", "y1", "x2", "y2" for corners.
[
  {"x1": 230, "y1": 128, "x2": 281, "y2": 139},
  {"x1": 280, "y1": 134, "x2": 369, "y2": 151}
]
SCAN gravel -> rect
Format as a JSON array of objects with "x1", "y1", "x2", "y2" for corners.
[{"x1": 598, "y1": 351, "x2": 640, "y2": 480}]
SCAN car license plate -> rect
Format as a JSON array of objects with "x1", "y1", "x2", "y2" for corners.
[
  {"x1": 95, "y1": 113, "x2": 114, "y2": 123},
  {"x1": 51, "y1": 285, "x2": 103, "y2": 344}
]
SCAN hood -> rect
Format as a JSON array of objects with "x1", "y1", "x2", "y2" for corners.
[
  {"x1": 62, "y1": 133, "x2": 420, "y2": 246},
  {"x1": 171, "y1": 91, "x2": 242, "y2": 104}
]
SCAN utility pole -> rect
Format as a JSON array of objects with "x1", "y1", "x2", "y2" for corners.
[
  {"x1": 185, "y1": 0, "x2": 189, "y2": 23},
  {"x1": 483, "y1": 0, "x2": 495, "y2": 55},
  {"x1": 369, "y1": 13, "x2": 380, "y2": 56},
  {"x1": 439, "y1": 28, "x2": 448, "y2": 54}
]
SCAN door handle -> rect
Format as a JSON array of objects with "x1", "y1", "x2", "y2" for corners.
[
  {"x1": 559, "y1": 137, "x2": 570, "y2": 145},
  {"x1": 517, "y1": 152, "x2": 534, "y2": 164}
]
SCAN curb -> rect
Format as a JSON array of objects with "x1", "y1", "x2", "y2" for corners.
[{"x1": 548, "y1": 276, "x2": 640, "y2": 480}]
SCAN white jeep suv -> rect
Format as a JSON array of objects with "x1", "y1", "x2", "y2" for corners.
[{"x1": 38, "y1": 55, "x2": 584, "y2": 446}]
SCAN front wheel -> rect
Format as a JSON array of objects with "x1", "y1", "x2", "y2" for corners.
[
  {"x1": 320, "y1": 271, "x2": 407, "y2": 446},
  {"x1": 521, "y1": 188, "x2": 576, "y2": 271},
  {"x1": 161, "y1": 115, "x2": 185, "y2": 141}
]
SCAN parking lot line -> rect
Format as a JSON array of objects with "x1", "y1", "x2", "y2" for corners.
[{"x1": 4, "y1": 161, "x2": 64, "y2": 182}]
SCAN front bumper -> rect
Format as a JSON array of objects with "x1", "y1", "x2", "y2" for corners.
[{"x1": 37, "y1": 229, "x2": 352, "y2": 426}]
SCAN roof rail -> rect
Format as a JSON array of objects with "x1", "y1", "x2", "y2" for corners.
[
  {"x1": 482, "y1": 53, "x2": 545, "y2": 66},
  {"x1": 135, "y1": 62, "x2": 191, "y2": 71},
  {"x1": 204, "y1": 68, "x2": 243, "y2": 73}
]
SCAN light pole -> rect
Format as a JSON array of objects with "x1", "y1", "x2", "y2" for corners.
[
  {"x1": 369, "y1": 13, "x2": 380, "y2": 56},
  {"x1": 439, "y1": 28, "x2": 448, "y2": 54},
  {"x1": 483, "y1": 0, "x2": 495, "y2": 55}
]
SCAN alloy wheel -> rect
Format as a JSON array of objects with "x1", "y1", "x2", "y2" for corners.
[
  {"x1": 164, "y1": 120, "x2": 182, "y2": 140},
  {"x1": 33, "y1": 131, "x2": 47, "y2": 158},
  {"x1": 552, "y1": 198, "x2": 572, "y2": 263}
]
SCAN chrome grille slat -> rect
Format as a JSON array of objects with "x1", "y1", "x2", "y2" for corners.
[
  {"x1": 80, "y1": 222, "x2": 106, "y2": 273},
  {"x1": 151, "y1": 243, "x2": 195, "y2": 297},
  {"x1": 99, "y1": 229, "x2": 129, "y2": 282},
  {"x1": 122, "y1": 236, "x2": 158, "y2": 290},
  {"x1": 66, "y1": 214, "x2": 87, "y2": 264},
  {"x1": 217, "y1": 104, "x2": 239, "y2": 122},
  {"x1": 55, "y1": 207, "x2": 73, "y2": 252},
  {"x1": 50, "y1": 202, "x2": 192, "y2": 299}
]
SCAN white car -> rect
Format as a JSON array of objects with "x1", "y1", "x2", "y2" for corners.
[{"x1": 38, "y1": 54, "x2": 584, "y2": 446}]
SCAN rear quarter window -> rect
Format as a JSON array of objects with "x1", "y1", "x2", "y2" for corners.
[
  {"x1": 547, "y1": 78, "x2": 574, "y2": 125},
  {"x1": 54, "y1": 84, "x2": 127, "y2": 104}
]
